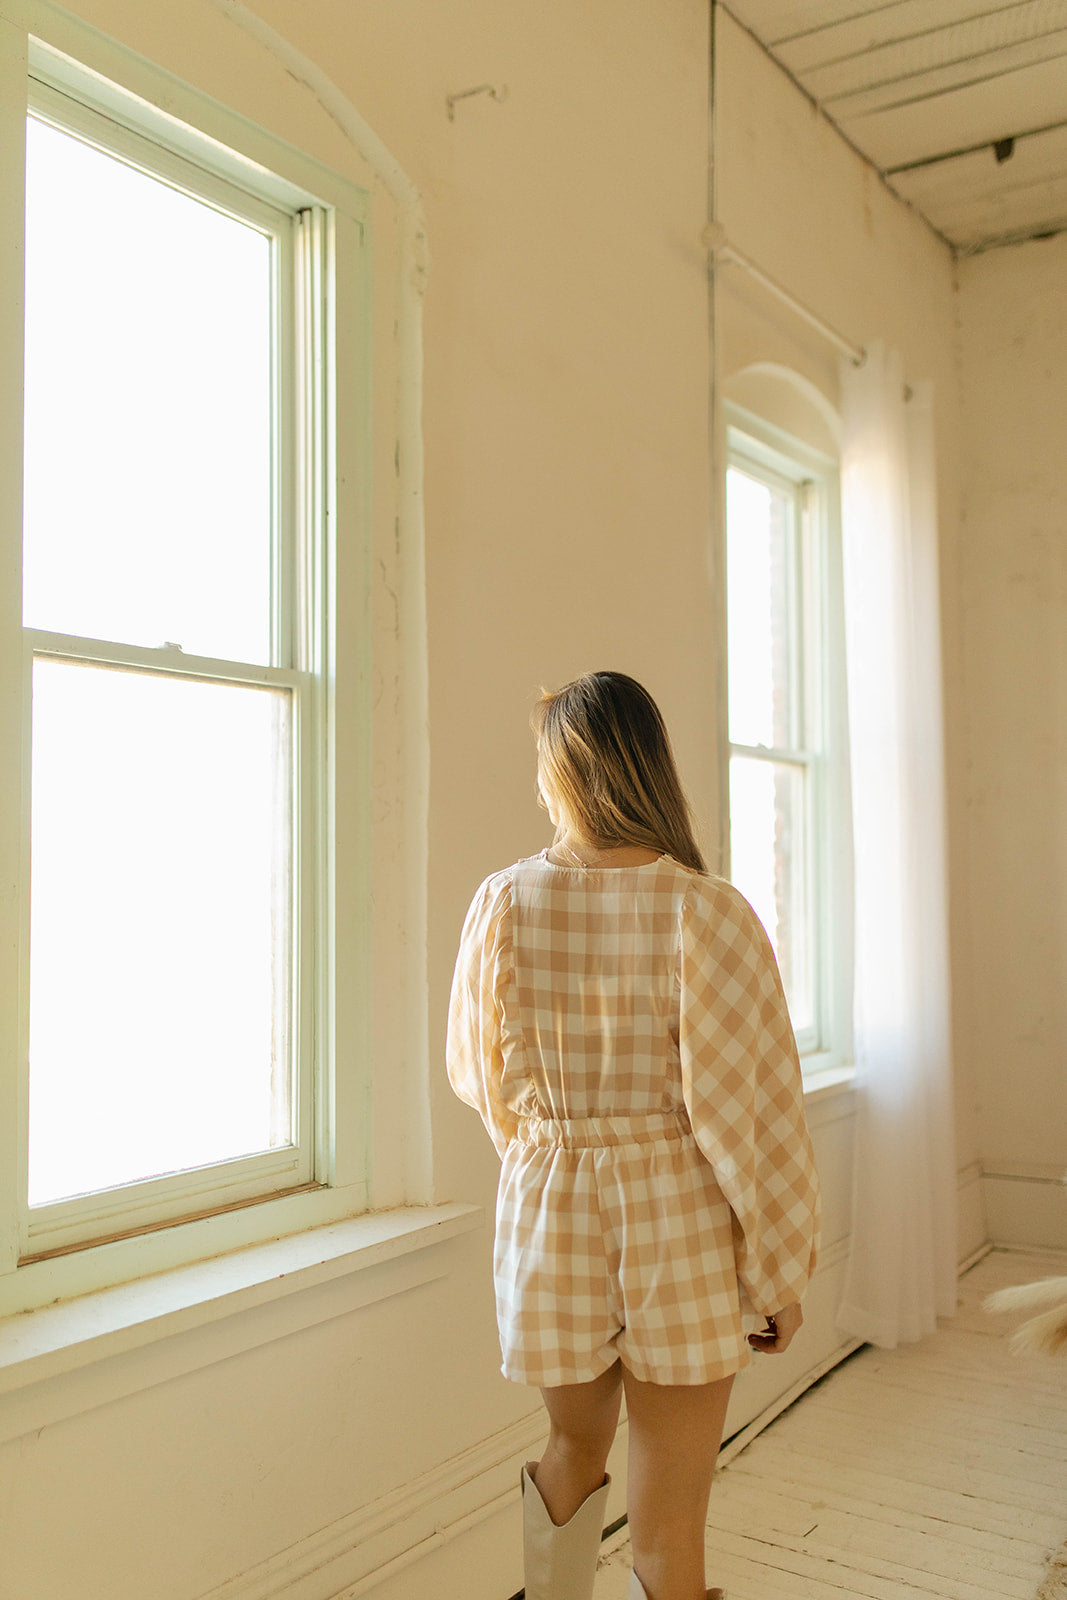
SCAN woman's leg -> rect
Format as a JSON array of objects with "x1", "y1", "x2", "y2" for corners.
[
  {"x1": 535, "y1": 1361, "x2": 625, "y2": 1524},
  {"x1": 622, "y1": 1367, "x2": 734, "y2": 1600}
]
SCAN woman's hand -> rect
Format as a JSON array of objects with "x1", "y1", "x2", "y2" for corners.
[{"x1": 747, "y1": 1302, "x2": 802, "y2": 1354}]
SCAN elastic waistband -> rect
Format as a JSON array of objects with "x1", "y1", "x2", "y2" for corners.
[{"x1": 514, "y1": 1109, "x2": 691, "y2": 1149}]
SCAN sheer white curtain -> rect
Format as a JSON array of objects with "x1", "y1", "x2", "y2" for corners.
[{"x1": 836, "y1": 342, "x2": 958, "y2": 1348}]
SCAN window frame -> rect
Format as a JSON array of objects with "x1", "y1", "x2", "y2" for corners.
[
  {"x1": 20, "y1": 85, "x2": 321, "y2": 1257},
  {"x1": 0, "y1": 18, "x2": 382, "y2": 1314},
  {"x1": 723, "y1": 404, "x2": 851, "y2": 1075}
]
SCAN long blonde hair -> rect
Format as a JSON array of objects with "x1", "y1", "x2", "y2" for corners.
[{"x1": 532, "y1": 671, "x2": 707, "y2": 873}]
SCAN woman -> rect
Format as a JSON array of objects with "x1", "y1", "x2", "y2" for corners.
[{"x1": 447, "y1": 672, "x2": 820, "y2": 1600}]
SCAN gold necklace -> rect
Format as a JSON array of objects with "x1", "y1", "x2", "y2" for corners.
[
  {"x1": 560, "y1": 833, "x2": 663, "y2": 870},
  {"x1": 561, "y1": 834, "x2": 605, "y2": 871},
  {"x1": 562, "y1": 839, "x2": 590, "y2": 871}
]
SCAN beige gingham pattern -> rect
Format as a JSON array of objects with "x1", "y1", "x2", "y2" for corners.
[{"x1": 447, "y1": 852, "x2": 820, "y2": 1387}]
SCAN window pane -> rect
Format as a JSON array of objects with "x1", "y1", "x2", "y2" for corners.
[
  {"x1": 726, "y1": 467, "x2": 797, "y2": 750},
  {"x1": 23, "y1": 116, "x2": 273, "y2": 663},
  {"x1": 29, "y1": 659, "x2": 293, "y2": 1206},
  {"x1": 729, "y1": 755, "x2": 814, "y2": 1035}
]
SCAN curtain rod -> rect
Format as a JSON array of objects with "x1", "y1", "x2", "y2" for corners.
[{"x1": 702, "y1": 223, "x2": 865, "y2": 368}]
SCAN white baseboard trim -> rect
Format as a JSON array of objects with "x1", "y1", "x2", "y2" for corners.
[
  {"x1": 956, "y1": 1159, "x2": 987, "y2": 1267},
  {"x1": 718, "y1": 1336, "x2": 865, "y2": 1467},
  {"x1": 982, "y1": 1169, "x2": 1067, "y2": 1251},
  {"x1": 957, "y1": 1240, "x2": 994, "y2": 1274},
  {"x1": 200, "y1": 1405, "x2": 550, "y2": 1600},
  {"x1": 990, "y1": 1242, "x2": 1067, "y2": 1260}
]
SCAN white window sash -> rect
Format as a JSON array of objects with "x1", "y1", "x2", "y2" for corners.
[{"x1": 725, "y1": 412, "x2": 847, "y2": 1068}]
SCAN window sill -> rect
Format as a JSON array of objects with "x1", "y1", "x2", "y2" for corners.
[
  {"x1": 802, "y1": 1064, "x2": 857, "y2": 1136},
  {"x1": 802, "y1": 1064, "x2": 856, "y2": 1107},
  {"x1": 0, "y1": 1202, "x2": 482, "y2": 1445}
]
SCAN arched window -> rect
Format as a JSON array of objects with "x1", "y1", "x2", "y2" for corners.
[{"x1": 722, "y1": 368, "x2": 851, "y2": 1074}]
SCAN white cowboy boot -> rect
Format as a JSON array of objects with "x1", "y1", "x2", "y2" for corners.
[
  {"x1": 521, "y1": 1461, "x2": 611, "y2": 1600},
  {"x1": 627, "y1": 1571, "x2": 726, "y2": 1600}
]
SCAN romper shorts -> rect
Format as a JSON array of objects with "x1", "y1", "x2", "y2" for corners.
[{"x1": 493, "y1": 1108, "x2": 750, "y2": 1387}]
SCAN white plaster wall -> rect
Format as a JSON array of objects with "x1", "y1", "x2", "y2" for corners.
[
  {"x1": 957, "y1": 233, "x2": 1067, "y2": 1249},
  {"x1": 711, "y1": 12, "x2": 981, "y2": 1253},
  {"x1": 0, "y1": 4, "x2": 988, "y2": 1598}
]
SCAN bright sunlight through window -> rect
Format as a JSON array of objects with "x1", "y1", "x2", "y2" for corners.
[
  {"x1": 28, "y1": 661, "x2": 292, "y2": 1204},
  {"x1": 23, "y1": 118, "x2": 272, "y2": 660},
  {"x1": 726, "y1": 461, "x2": 816, "y2": 1041},
  {"x1": 23, "y1": 114, "x2": 294, "y2": 1207}
]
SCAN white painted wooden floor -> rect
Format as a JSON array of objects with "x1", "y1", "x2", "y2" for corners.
[{"x1": 595, "y1": 1249, "x2": 1067, "y2": 1600}]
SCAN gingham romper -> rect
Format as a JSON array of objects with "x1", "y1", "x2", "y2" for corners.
[{"x1": 446, "y1": 851, "x2": 820, "y2": 1387}]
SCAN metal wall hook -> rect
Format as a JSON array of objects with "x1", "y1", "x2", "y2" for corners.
[{"x1": 446, "y1": 83, "x2": 509, "y2": 121}]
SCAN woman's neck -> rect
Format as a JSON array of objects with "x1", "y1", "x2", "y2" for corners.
[{"x1": 549, "y1": 832, "x2": 661, "y2": 869}]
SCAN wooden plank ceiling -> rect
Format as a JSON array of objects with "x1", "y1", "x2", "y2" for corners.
[{"x1": 723, "y1": 0, "x2": 1067, "y2": 252}]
